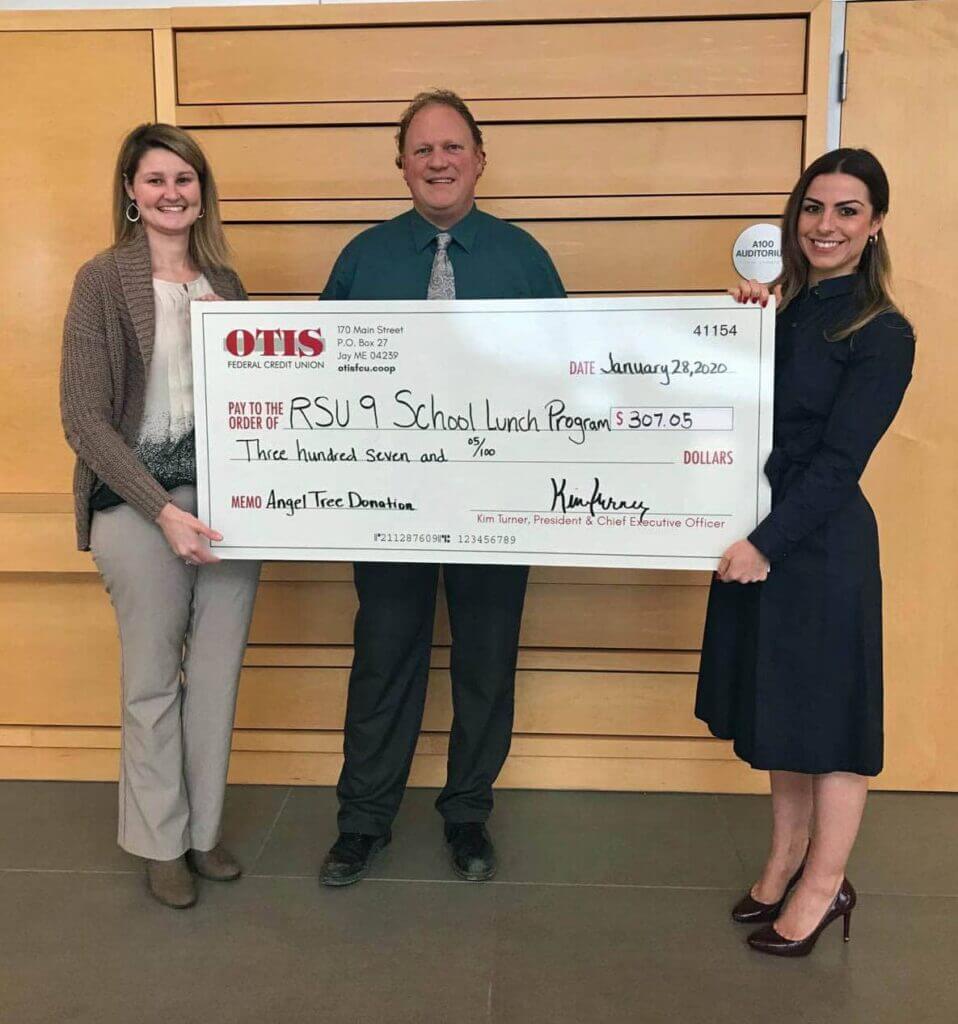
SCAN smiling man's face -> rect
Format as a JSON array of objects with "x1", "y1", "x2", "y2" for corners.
[{"x1": 399, "y1": 103, "x2": 485, "y2": 230}]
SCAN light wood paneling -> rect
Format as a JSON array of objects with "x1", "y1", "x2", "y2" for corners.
[
  {"x1": 259, "y1": 562, "x2": 710, "y2": 587},
  {"x1": 249, "y1": 581, "x2": 708, "y2": 649},
  {"x1": 490, "y1": 752, "x2": 765, "y2": 792},
  {"x1": 226, "y1": 218, "x2": 774, "y2": 295},
  {"x1": 178, "y1": 95, "x2": 808, "y2": 128},
  {"x1": 804, "y1": 0, "x2": 832, "y2": 162},
  {"x1": 0, "y1": 512, "x2": 93, "y2": 574},
  {"x1": 169, "y1": 0, "x2": 818, "y2": 30},
  {"x1": 197, "y1": 121, "x2": 803, "y2": 201},
  {"x1": 176, "y1": 20, "x2": 806, "y2": 105},
  {"x1": 152, "y1": 28, "x2": 177, "y2": 123},
  {"x1": 0, "y1": 632, "x2": 706, "y2": 739},
  {"x1": 0, "y1": 577, "x2": 704, "y2": 729},
  {"x1": 841, "y1": 0, "x2": 958, "y2": 789},
  {"x1": 0, "y1": 31, "x2": 156, "y2": 494},
  {"x1": 0, "y1": 727, "x2": 732, "y2": 760},
  {"x1": 525, "y1": 220, "x2": 776, "y2": 294},
  {"x1": 222, "y1": 196, "x2": 789, "y2": 224},
  {"x1": 233, "y1": 667, "x2": 707, "y2": 737},
  {"x1": 3, "y1": 1, "x2": 884, "y2": 793},
  {"x1": 0, "y1": 10, "x2": 169, "y2": 30},
  {"x1": 245, "y1": 644, "x2": 701, "y2": 674},
  {"x1": 0, "y1": 726, "x2": 766, "y2": 792},
  {"x1": 0, "y1": 578, "x2": 119, "y2": 726}
]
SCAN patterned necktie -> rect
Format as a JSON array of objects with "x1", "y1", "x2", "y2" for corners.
[{"x1": 426, "y1": 232, "x2": 456, "y2": 300}]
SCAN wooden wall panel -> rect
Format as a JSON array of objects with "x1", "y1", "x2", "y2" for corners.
[
  {"x1": 196, "y1": 121, "x2": 803, "y2": 201},
  {"x1": 841, "y1": 0, "x2": 958, "y2": 790},
  {"x1": 249, "y1": 580, "x2": 707, "y2": 649},
  {"x1": 178, "y1": 95, "x2": 809, "y2": 130},
  {"x1": 0, "y1": 508, "x2": 93, "y2": 574},
  {"x1": 176, "y1": 19, "x2": 806, "y2": 105},
  {"x1": 0, "y1": 31, "x2": 156, "y2": 494},
  {"x1": 233, "y1": 667, "x2": 707, "y2": 737},
  {"x1": 0, "y1": 577, "x2": 707, "y2": 739},
  {"x1": 245, "y1": 643, "x2": 701, "y2": 674},
  {"x1": 226, "y1": 218, "x2": 772, "y2": 296},
  {"x1": 0, "y1": 728, "x2": 765, "y2": 793},
  {"x1": 0, "y1": 579, "x2": 119, "y2": 726},
  {"x1": 225, "y1": 195, "x2": 788, "y2": 226},
  {"x1": 17, "y1": 2, "x2": 933, "y2": 794},
  {"x1": 260, "y1": 561, "x2": 710, "y2": 588}
]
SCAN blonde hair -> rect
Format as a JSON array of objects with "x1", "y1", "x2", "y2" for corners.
[
  {"x1": 777, "y1": 148, "x2": 897, "y2": 341},
  {"x1": 113, "y1": 123, "x2": 232, "y2": 271}
]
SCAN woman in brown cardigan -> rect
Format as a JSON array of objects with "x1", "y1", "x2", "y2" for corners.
[{"x1": 61, "y1": 124, "x2": 260, "y2": 909}]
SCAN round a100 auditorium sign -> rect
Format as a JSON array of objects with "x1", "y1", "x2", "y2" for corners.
[{"x1": 732, "y1": 223, "x2": 782, "y2": 283}]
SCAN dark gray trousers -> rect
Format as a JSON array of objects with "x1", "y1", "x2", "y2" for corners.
[{"x1": 336, "y1": 561, "x2": 529, "y2": 835}]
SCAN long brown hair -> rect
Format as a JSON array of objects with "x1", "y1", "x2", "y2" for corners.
[
  {"x1": 112, "y1": 123, "x2": 232, "y2": 271},
  {"x1": 778, "y1": 148, "x2": 896, "y2": 341}
]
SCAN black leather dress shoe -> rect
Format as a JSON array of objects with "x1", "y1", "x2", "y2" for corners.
[
  {"x1": 444, "y1": 822, "x2": 497, "y2": 881},
  {"x1": 319, "y1": 831, "x2": 391, "y2": 887}
]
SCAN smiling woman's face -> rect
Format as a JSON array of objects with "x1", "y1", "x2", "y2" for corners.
[
  {"x1": 125, "y1": 147, "x2": 202, "y2": 241},
  {"x1": 797, "y1": 172, "x2": 884, "y2": 284}
]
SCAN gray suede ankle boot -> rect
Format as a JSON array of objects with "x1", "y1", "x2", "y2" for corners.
[
  {"x1": 145, "y1": 856, "x2": 197, "y2": 909},
  {"x1": 186, "y1": 844, "x2": 242, "y2": 881}
]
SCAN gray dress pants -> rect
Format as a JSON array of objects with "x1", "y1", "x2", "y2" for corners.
[{"x1": 90, "y1": 485, "x2": 260, "y2": 860}]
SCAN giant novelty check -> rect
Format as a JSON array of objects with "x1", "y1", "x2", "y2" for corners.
[{"x1": 191, "y1": 298, "x2": 774, "y2": 569}]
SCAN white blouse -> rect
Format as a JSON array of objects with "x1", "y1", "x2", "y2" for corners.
[
  {"x1": 128, "y1": 274, "x2": 211, "y2": 489},
  {"x1": 138, "y1": 275, "x2": 210, "y2": 450}
]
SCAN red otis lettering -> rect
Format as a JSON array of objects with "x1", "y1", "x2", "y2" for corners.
[
  {"x1": 280, "y1": 329, "x2": 298, "y2": 356},
  {"x1": 259, "y1": 329, "x2": 281, "y2": 357},
  {"x1": 298, "y1": 328, "x2": 325, "y2": 357},
  {"x1": 226, "y1": 327, "x2": 325, "y2": 358},
  {"x1": 226, "y1": 329, "x2": 256, "y2": 357}
]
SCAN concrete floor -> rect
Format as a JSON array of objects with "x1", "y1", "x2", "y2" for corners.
[{"x1": 0, "y1": 782, "x2": 955, "y2": 1023}]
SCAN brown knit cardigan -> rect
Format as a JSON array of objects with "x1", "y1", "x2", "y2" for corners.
[{"x1": 60, "y1": 229, "x2": 247, "y2": 550}]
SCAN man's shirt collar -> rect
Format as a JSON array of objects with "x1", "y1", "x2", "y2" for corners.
[{"x1": 409, "y1": 205, "x2": 480, "y2": 253}]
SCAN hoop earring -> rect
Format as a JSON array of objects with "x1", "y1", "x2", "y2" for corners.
[
  {"x1": 197, "y1": 207, "x2": 205, "y2": 219},
  {"x1": 125, "y1": 202, "x2": 140, "y2": 223}
]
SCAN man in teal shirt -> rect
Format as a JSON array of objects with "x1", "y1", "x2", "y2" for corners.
[
  {"x1": 320, "y1": 89, "x2": 565, "y2": 887},
  {"x1": 322, "y1": 199, "x2": 564, "y2": 302}
]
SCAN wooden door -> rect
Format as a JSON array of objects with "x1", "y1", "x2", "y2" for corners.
[{"x1": 841, "y1": 0, "x2": 958, "y2": 789}]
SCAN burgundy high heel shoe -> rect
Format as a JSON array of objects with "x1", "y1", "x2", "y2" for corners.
[
  {"x1": 747, "y1": 878, "x2": 856, "y2": 958},
  {"x1": 731, "y1": 855, "x2": 807, "y2": 924}
]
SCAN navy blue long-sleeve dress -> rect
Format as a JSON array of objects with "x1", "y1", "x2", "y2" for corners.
[{"x1": 695, "y1": 273, "x2": 914, "y2": 776}]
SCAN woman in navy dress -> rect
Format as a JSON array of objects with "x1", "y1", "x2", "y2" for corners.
[{"x1": 695, "y1": 149, "x2": 914, "y2": 956}]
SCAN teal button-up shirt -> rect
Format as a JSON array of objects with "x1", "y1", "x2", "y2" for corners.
[{"x1": 321, "y1": 205, "x2": 566, "y2": 300}]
